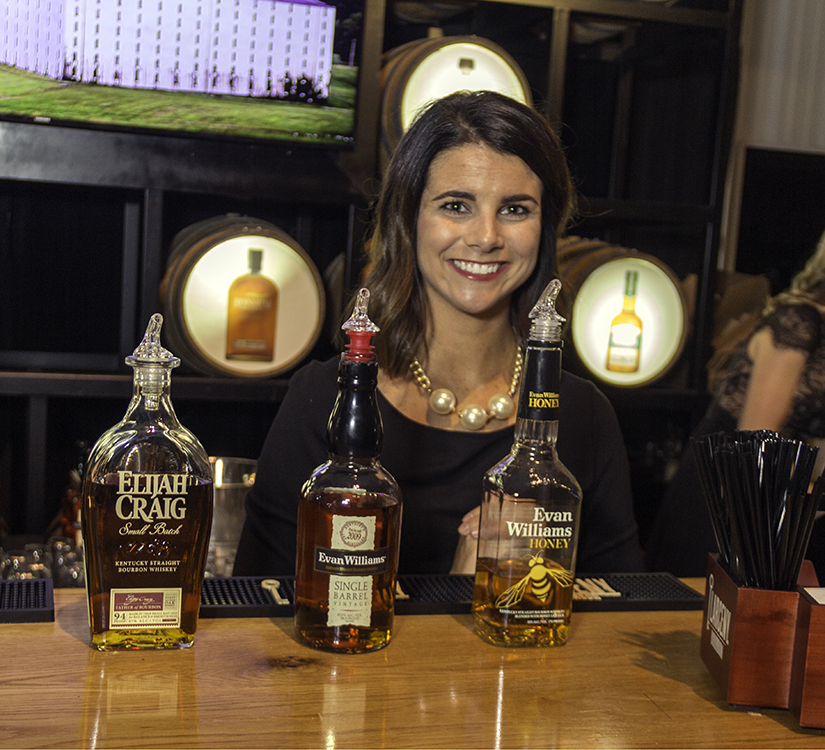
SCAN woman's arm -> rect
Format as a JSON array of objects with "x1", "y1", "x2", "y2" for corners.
[
  {"x1": 232, "y1": 359, "x2": 338, "y2": 576},
  {"x1": 738, "y1": 327, "x2": 808, "y2": 432}
]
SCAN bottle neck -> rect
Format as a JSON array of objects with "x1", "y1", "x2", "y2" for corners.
[
  {"x1": 622, "y1": 272, "x2": 638, "y2": 312},
  {"x1": 621, "y1": 295, "x2": 638, "y2": 314},
  {"x1": 126, "y1": 365, "x2": 178, "y2": 419},
  {"x1": 327, "y1": 355, "x2": 382, "y2": 461},
  {"x1": 513, "y1": 339, "x2": 561, "y2": 447}
]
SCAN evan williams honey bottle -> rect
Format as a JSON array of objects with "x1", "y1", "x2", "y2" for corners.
[
  {"x1": 81, "y1": 314, "x2": 213, "y2": 651},
  {"x1": 473, "y1": 279, "x2": 583, "y2": 647},
  {"x1": 294, "y1": 289, "x2": 403, "y2": 653}
]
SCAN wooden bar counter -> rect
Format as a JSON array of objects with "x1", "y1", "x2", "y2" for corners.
[{"x1": 2, "y1": 585, "x2": 824, "y2": 749}]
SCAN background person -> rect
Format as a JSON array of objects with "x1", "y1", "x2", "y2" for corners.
[{"x1": 647, "y1": 228, "x2": 825, "y2": 577}]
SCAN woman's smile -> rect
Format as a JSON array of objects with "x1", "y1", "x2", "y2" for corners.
[
  {"x1": 450, "y1": 259, "x2": 508, "y2": 279},
  {"x1": 416, "y1": 143, "x2": 543, "y2": 318}
]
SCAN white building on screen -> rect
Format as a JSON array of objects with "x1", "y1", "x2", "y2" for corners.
[{"x1": 0, "y1": 0, "x2": 336, "y2": 98}]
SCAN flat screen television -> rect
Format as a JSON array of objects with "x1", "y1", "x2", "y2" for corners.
[{"x1": 0, "y1": 0, "x2": 365, "y2": 148}]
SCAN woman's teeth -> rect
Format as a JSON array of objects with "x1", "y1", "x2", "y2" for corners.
[{"x1": 453, "y1": 260, "x2": 502, "y2": 275}]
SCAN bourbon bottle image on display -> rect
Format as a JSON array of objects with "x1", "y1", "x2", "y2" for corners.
[
  {"x1": 81, "y1": 314, "x2": 213, "y2": 651},
  {"x1": 473, "y1": 279, "x2": 583, "y2": 647},
  {"x1": 605, "y1": 269, "x2": 643, "y2": 373},
  {"x1": 294, "y1": 288, "x2": 402, "y2": 653},
  {"x1": 225, "y1": 248, "x2": 278, "y2": 361}
]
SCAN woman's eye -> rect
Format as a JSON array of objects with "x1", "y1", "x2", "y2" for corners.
[
  {"x1": 440, "y1": 201, "x2": 467, "y2": 214},
  {"x1": 502, "y1": 204, "x2": 530, "y2": 217}
]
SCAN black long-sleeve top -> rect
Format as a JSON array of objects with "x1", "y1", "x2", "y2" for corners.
[{"x1": 233, "y1": 356, "x2": 644, "y2": 576}]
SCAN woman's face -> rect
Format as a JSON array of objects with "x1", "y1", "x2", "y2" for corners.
[{"x1": 416, "y1": 143, "x2": 543, "y2": 321}]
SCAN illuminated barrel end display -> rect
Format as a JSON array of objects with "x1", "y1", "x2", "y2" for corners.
[
  {"x1": 563, "y1": 248, "x2": 688, "y2": 388},
  {"x1": 160, "y1": 216, "x2": 325, "y2": 378},
  {"x1": 380, "y1": 36, "x2": 532, "y2": 168}
]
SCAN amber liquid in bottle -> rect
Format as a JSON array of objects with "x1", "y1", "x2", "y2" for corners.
[
  {"x1": 605, "y1": 269, "x2": 643, "y2": 373},
  {"x1": 294, "y1": 289, "x2": 402, "y2": 653},
  {"x1": 226, "y1": 248, "x2": 278, "y2": 361},
  {"x1": 82, "y1": 315, "x2": 213, "y2": 651},
  {"x1": 473, "y1": 280, "x2": 582, "y2": 647},
  {"x1": 295, "y1": 490, "x2": 402, "y2": 651}
]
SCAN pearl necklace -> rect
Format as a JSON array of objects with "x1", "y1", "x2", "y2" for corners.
[{"x1": 409, "y1": 347, "x2": 524, "y2": 431}]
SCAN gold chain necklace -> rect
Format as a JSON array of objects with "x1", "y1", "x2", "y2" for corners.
[{"x1": 409, "y1": 347, "x2": 523, "y2": 431}]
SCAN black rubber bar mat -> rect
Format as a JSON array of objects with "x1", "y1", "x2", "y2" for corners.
[
  {"x1": 199, "y1": 572, "x2": 704, "y2": 619},
  {"x1": 0, "y1": 579, "x2": 55, "y2": 623}
]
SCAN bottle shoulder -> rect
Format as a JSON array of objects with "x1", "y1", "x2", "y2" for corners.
[
  {"x1": 301, "y1": 459, "x2": 401, "y2": 500},
  {"x1": 85, "y1": 420, "x2": 212, "y2": 482},
  {"x1": 485, "y1": 449, "x2": 582, "y2": 496}
]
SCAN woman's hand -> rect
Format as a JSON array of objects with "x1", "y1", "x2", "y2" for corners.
[
  {"x1": 452, "y1": 507, "x2": 481, "y2": 574},
  {"x1": 739, "y1": 327, "x2": 808, "y2": 432},
  {"x1": 458, "y1": 506, "x2": 481, "y2": 538}
]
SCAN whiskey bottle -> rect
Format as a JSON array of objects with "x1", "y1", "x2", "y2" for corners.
[
  {"x1": 605, "y1": 269, "x2": 643, "y2": 373},
  {"x1": 81, "y1": 314, "x2": 213, "y2": 651},
  {"x1": 294, "y1": 288, "x2": 403, "y2": 653},
  {"x1": 472, "y1": 279, "x2": 583, "y2": 647},
  {"x1": 225, "y1": 248, "x2": 278, "y2": 361}
]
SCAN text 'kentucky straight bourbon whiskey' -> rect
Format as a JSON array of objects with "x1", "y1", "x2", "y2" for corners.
[
  {"x1": 226, "y1": 248, "x2": 278, "y2": 361},
  {"x1": 473, "y1": 280, "x2": 582, "y2": 647},
  {"x1": 82, "y1": 314, "x2": 213, "y2": 651},
  {"x1": 294, "y1": 289, "x2": 402, "y2": 653}
]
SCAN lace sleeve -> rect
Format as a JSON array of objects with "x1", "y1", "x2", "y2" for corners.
[{"x1": 761, "y1": 303, "x2": 823, "y2": 355}]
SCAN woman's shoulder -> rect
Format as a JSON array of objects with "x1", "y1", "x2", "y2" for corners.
[
  {"x1": 763, "y1": 300, "x2": 825, "y2": 351},
  {"x1": 771, "y1": 298, "x2": 825, "y2": 318},
  {"x1": 279, "y1": 356, "x2": 341, "y2": 415},
  {"x1": 560, "y1": 368, "x2": 610, "y2": 404},
  {"x1": 288, "y1": 355, "x2": 340, "y2": 386}
]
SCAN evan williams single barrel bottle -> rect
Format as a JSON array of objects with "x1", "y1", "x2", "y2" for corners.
[
  {"x1": 81, "y1": 314, "x2": 213, "y2": 651},
  {"x1": 473, "y1": 279, "x2": 583, "y2": 647},
  {"x1": 294, "y1": 289, "x2": 403, "y2": 653}
]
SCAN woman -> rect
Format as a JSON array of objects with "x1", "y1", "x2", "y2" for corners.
[
  {"x1": 233, "y1": 91, "x2": 644, "y2": 576},
  {"x1": 647, "y1": 229, "x2": 825, "y2": 577}
]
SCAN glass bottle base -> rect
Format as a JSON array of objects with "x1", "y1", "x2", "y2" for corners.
[
  {"x1": 472, "y1": 613, "x2": 570, "y2": 647},
  {"x1": 90, "y1": 628, "x2": 196, "y2": 651},
  {"x1": 294, "y1": 624, "x2": 392, "y2": 654}
]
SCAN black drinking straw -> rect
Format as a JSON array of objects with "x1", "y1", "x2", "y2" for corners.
[
  {"x1": 696, "y1": 430, "x2": 820, "y2": 590},
  {"x1": 693, "y1": 436, "x2": 732, "y2": 569}
]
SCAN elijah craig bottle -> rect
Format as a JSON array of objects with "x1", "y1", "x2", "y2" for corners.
[
  {"x1": 294, "y1": 289, "x2": 402, "y2": 653},
  {"x1": 82, "y1": 314, "x2": 213, "y2": 651},
  {"x1": 472, "y1": 279, "x2": 583, "y2": 647}
]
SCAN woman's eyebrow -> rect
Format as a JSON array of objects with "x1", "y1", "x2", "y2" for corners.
[
  {"x1": 430, "y1": 189, "x2": 475, "y2": 201},
  {"x1": 502, "y1": 193, "x2": 540, "y2": 204}
]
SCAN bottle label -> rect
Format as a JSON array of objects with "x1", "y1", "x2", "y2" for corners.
[
  {"x1": 109, "y1": 588, "x2": 182, "y2": 629},
  {"x1": 322, "y1": 516, "x2": 379, "y2": 627},
  {"x1": 518, "y1": 342, "x2": 561, "y2": 421},
  {"x1": 87, "y1": 471, "x2": 211, "y2": 587},
  {"x1": 506, "y1": 507, "x2": 575, "y2": 551}
]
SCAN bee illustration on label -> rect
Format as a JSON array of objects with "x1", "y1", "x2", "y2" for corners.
[{"x1": 495, "y1": 553, "x2": 573, "y2": 608}]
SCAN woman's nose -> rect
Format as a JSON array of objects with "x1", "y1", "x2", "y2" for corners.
[{"x1": 465, "y1": 211, "x2": 503, "y2": 252}]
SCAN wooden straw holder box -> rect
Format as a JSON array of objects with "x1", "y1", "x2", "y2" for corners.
[
  {"x1": 790, "y1": 587, "x2": 825, "y2": 728},
  {"x1": 700, "y1": 554, "x2": 818, "y2": 710}
]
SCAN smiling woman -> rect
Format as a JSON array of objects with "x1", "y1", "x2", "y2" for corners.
[
  {"x1": 233, "y1": 91, "x2": 645, "y2": 577},
  {"x1": 415, "y1": 144, "x2": 543, "y2": 321}
]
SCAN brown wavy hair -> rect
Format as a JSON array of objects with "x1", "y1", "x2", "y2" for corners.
[{"x1": 361, "y1": 90, "x2": 577, "y2": 378}]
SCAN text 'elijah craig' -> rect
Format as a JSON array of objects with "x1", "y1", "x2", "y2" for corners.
[
  {"x1": 294, "y1": 288, "x2": 403, "y2": 653},
  {"x1": 82, "y1": 314, "x2": 213, "y2": 651}
]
